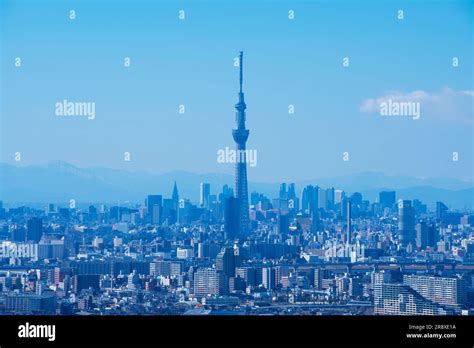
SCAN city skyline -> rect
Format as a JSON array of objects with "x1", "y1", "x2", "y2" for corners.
[
  {"x1": 1, "y1": 48, "x2": 472, "y2": 318},
  {"x1": 0, "y1": 0, "x2": 473, "y2": 329},
  {"x1": 1, "y1": 169, "x2": 473, "y2": 317},
  {"x1": 1, "y1": 160, "x2": 473, "y2": 209}
]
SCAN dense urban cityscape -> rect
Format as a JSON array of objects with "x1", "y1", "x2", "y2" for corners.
[
  {"x1": 0, "y1": 181, "x2": 473, "y2": 316},
  {"x1": 0, "y1": 1, "x2": 472, "y2": 347}
]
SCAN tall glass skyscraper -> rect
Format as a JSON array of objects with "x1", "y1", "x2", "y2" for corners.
[
  {"x1": 398, "y1": 199, "x2": 415, "y2": 246},
  {"x1": 199, "y1": 183, "x2": 211, "y2": 208}
]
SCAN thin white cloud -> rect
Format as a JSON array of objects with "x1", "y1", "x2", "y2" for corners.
[{"x1": 360, "y1": 87, "x2": 474, "y2": 123}]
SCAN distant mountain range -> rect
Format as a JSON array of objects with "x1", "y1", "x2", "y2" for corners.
[{"x1": 1, "y1": 161, "x2": 473, "y2": 209}]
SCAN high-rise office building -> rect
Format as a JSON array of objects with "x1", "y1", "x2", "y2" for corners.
[
  {"x1": 398, "y1": 200, "x2": 415, "y2": 246},
  {"x1": 262, "y1": 267, "x2": 276, "y2": 290},
  {"x1": 221, "y1": 185, "x2": 233, "y2": 201},
  {"x1": 413, "y1": 199, "x2": 427, "y2": 215},
  {"x1": 279, "y1": 183, "x2": 287, "y2": 200},
  {"x1": 325, "y1": 187, "x2": 335, "y2": 211},
  {"x1": 350, "y1": 192, "x2": 363, "y2": 206},
  {"x1": 152, "y1": 205, "x2": 161, "y2": 225},
  {"x1": 346, "y1": 199, "x2": 352, "y2": 243},
  {"x1": 232, "y1": 51, "x2": 250, "y2": 237},
  {"x1": 27, "y1": 217, "x2": 43, "y2": 242},
  {"x1": 224, "y1": 197, "x2": 239, "y2": 240},
  {"x1": 415, "y1": 221, "x2": 438, "y2": 250},
  {"x1": 235, "y1": 266, "x2": 258, "y2": 286},
  {"x1": 379, "y1": 191, "x2": 396, "y2": 209},
  {"x1": 285, "y1": 183, "x2": 298, "y2": 213},
  {"x1": 427, "y1": 224, "x2": 439, "y2": 247},
  {"x1": 147, "y1": 195, "x2": 162, "y2": 224},
  {"x1": 11, "y1": 228, "x2": 26, "y2": 242},
  {"x1": 415, "y1": 221, "x2": 428, "y2": 249},
  {"x1": 73, "y1": 274, "x2": 100, "y2": 292},
  {"x1": 199, "y1": 183, "x2": 211, "y2": 208},
  {"x1": 318, "y1": 187, "x2": 326, "y2": 210},
  {"x1": 47, "y1": 203, "x2": 56, "y2": 215},
  {"x1": 334, "y1": 190, "x2": 345, "y2": 205},
  {"x1": 300, "y1": 187, "x2": 309, "y2": 213},
  {"x1": 194, "y1": 268, "x2": 226, "y2": 297},
  {"x1": 162, "y1": 199, "x2": 177, "y2": 224},
  {"x1": 288, "y1": 183, "x2": 296, "y2": 200},
  {"x1": 277, "y1": 213, "x2": 289, "y2": 239},
  {"x1": 436, "y1": 201, "x2": 448, "y2": 220},
  {"x1": 313, "y1": 268, "x2": 323, "y2": 290},
  {"x1": 216, "y1": 246, "x2": 236, "y2": 279},
  {"x1": 300, "y1": 185, "x2": 318, "y2": 214},
  {"x1": 250, "y1": 191, "x2": 261, "y2": 206}
]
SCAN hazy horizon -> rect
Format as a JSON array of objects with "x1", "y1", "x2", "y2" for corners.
[
  {"x1": 1, "y1": 159, "x2": 473, "y2": 209},
  {"x1": 2, "y1": 159, "x2": 474, "y2": 185}
]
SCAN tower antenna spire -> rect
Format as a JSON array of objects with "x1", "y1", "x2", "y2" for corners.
[
  {"x1": 239, "y1": 51, "x2": 243, "y2": 93},
  {"x1": 232, "y1": 50, "x2": 249, "y2": 237}
]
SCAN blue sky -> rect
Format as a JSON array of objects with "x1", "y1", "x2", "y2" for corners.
[{"x1": 1, "y1": 0, "x2": 473, "y2": 183}]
